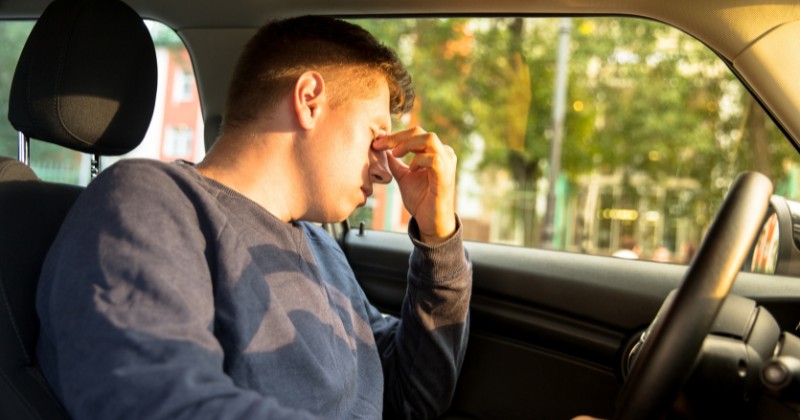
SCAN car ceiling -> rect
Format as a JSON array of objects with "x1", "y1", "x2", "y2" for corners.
[
  {"x1": 2, "y1": 0, "x2": 798, "y2": 60},
  {"x1": 2, "y1": 0, "x2": 800, "y2": 147}
]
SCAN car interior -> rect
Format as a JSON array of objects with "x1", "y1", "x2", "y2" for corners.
[{"x1": 1, "y1": 0, "x2": 800, "y2": 419}]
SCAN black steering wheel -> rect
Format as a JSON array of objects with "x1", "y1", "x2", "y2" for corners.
[{"x1": 613, "y1": 172, "x2": 773, "y2": 420}]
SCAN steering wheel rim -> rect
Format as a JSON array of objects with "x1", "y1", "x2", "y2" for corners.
[{"x1": 613, "y1": 172, "x2": 773, "y2": 420}]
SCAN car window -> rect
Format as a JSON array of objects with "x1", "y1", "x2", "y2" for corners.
[
  {"x1": 0, "y1": 20, "x2": 204, "y2": 185},
  {"x1": 347, "y1": 17, "x2": 799, "y2": 265}
]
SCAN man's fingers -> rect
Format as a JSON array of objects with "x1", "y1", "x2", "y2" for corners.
[
  {"x1": 386, "y1": 151, "x2": 409, "y2": 179},
  {"x1": 374, "y1": 127, "x2": 455, "y2": 185},
  {"x1": 391, "y1": 133, "x2": 440, "y2": 158},
  {"x1": 408, "y1": 153, "x2": 437, "y2": 171},
  {"x1": 374, "y1": 127, "x2": 426, "y2": 148},
  {"x1": 373, "y1": 127, "x2": 442, "y2": 158}
]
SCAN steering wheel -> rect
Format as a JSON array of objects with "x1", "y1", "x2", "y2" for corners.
[{"x1": 613, "y1": 172, "x2": 773, "y2": 420}]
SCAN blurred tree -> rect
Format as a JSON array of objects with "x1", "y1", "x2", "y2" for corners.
[
  {"x1": 348, "y1": 17, "x2": 796, "y2": 250},
  {"x1": 0, "y1": 21, "x2": 34, "y2": 159},
  {"x1": 360, "y1": 18, "x2": 476, "y2": 160},
  {"x1": 469, "y1": 18, "x2": 557, "y2": 247},
  {"x1": 566, "y1": 18, "x2": 793, "y2": 233},
  {"x1": 149, "y1": 21, "x2": 184, "y2": 49}
]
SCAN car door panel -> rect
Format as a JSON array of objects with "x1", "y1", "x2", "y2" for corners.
[{"x1": 344, "y1": 228, "x2": 800, "y2": 419}]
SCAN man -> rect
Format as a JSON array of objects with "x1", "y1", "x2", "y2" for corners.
[
  {"x1": 612, "y1": 235, "x2": 639, "y2": 259},
  {"x1": 36, "y1": 16, "x2": 472, "y2": 420}
]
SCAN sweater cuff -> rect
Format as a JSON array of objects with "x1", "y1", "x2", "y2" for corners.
[{"x1": 408, "y1": 215, "x2": 470, "y2": 284}]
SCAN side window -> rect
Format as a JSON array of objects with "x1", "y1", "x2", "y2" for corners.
[
  {"x1": 0, "y1": 22, "x2": 35, "y2": 164},
  {"x1": 0, "y1": 20, "x2": 204, "y2": 185},
  {"x1": 348, "y1": 17, "x2": 797, "y2": 265}
]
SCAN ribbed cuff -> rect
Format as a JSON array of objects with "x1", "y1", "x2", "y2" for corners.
[{"x1": 408, "y1": 215, "x2": 470, "y2": 285}]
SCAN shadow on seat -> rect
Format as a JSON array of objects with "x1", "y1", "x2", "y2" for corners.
[{"x1": 0, "y1": 0, "x2": 157, "y2": 418}]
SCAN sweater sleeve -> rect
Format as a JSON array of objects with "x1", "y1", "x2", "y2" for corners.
[
  {"x1": 35, "y1": 161, "x2": 322, "y2": 420},
  {"x1": 370, "y1": 216, "x2": 473, "y2": 419}
]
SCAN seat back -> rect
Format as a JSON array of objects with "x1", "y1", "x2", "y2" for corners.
[
  {"x1": 0, "y1": 168, "x2": 83, "y2": 420},
  {"x1": 0, "y1": 0, "x2": 157, "y2": 418}
]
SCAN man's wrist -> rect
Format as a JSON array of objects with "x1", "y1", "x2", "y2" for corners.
[
  {"x1": 418, "y1": 215, "x2": 457, "y2": 245},
  {"x1": 410, "y1": 215, "x2": 458, "y2": 245},
  {"x1": 419, "y1": 229, "x2": 455, "y2": 245},
  {"x1": 408, "y1": 215, "x2": 469, "y2": 285}
]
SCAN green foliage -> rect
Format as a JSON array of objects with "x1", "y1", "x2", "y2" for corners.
[
  {"x1": 0, "y1": 21, "x2": 34, "y2": 158},
  {"x1": 148, "y1": 21, "x2": 184, "y2": 49},
  {"x1": 358, "y1": 18, "x2": 477, "y2": 159},
  {"x1": 353, "y1": 16, "x2": 795, "y2": 249}
]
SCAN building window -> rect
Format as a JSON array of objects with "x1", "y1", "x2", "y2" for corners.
[
  {"x1": 163, "y1": 125, "x2": 194, "y2": 159},
  {"x1": 172, "y1": 69, "x2": 194, "y2": 103}
]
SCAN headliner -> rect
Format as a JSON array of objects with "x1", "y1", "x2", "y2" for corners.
[{"x1": 0, "y1": 0, "x2": 798, "y2": 61}]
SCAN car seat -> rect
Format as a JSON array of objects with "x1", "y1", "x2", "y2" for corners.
[{"x1": 0, "y1": 0, "x2": 157, "y2": 418}]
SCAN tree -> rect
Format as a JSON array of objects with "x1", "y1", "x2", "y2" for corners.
[
  {"x1": 352, "y1": 17, "x2": 794, "y2": 250},
  {"x1": 0, "y1": 22, "x2": 34, "y2": 158}
]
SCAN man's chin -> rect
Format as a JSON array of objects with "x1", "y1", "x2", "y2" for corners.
[
  {"x1": 327, "y1": 208, "x2": 357, "y2": 224},
  {"x1": 311, "y1": 201, "x2": 364, "y2": 224}
]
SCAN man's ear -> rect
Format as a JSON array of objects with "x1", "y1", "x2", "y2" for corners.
[{"x1": 294, "y1": 71, "x2": 326, "y2": 130}]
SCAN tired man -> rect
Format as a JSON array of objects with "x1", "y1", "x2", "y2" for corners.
[{"x1": 36, "y1": 16, "x2": 471, "y2": 420}]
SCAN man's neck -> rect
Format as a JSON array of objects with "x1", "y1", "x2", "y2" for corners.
[{"x1": 196, "y1": 131, "x2": 302, "y2": 223}]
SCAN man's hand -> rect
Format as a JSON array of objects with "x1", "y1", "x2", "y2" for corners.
[{"x1": 373, "y1": 127, "x2": 457, "y2": 245}]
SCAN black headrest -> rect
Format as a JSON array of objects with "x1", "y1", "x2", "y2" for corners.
[{"x1": 8, "y1": 0, "x2": 157, "y2": 156}]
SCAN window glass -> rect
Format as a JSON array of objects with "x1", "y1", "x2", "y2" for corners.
[
  {"x1": 0, "y1": 20, "x2": 204, "y2": 185},
  {"x1": 347, "y1": 17, "x2": 798, "y2": 265},
  {"x1": 0, "y1": 22, "x2": 35, "y2": 161},
  {"x1": 163, "y1": 125, "x2": 195, "y2": 160}
]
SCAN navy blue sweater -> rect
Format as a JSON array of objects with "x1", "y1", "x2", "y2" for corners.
[{"x1": 36, "y1": 159, "x2": 472, "y2": 419}]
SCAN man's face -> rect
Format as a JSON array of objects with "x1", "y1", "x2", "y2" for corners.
[{"x1": 299, "y1": 76, "x2": 393, "y2": 223}]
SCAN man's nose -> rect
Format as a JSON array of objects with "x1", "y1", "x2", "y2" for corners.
[{"x1": 369, "y1": 148, "x2": 393, "y2": 184}]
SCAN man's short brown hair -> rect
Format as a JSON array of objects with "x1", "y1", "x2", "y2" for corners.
[{"x1": 223, "y1": 16, "x2": 414, "y2": 131}]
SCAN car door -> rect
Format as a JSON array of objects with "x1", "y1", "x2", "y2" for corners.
[
  {"x1": 342, "y1": 225, "x2": 800, "y2": 419},
  {"x1": 335, "y1": 15, "x2": 800, "y2": 420}
]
